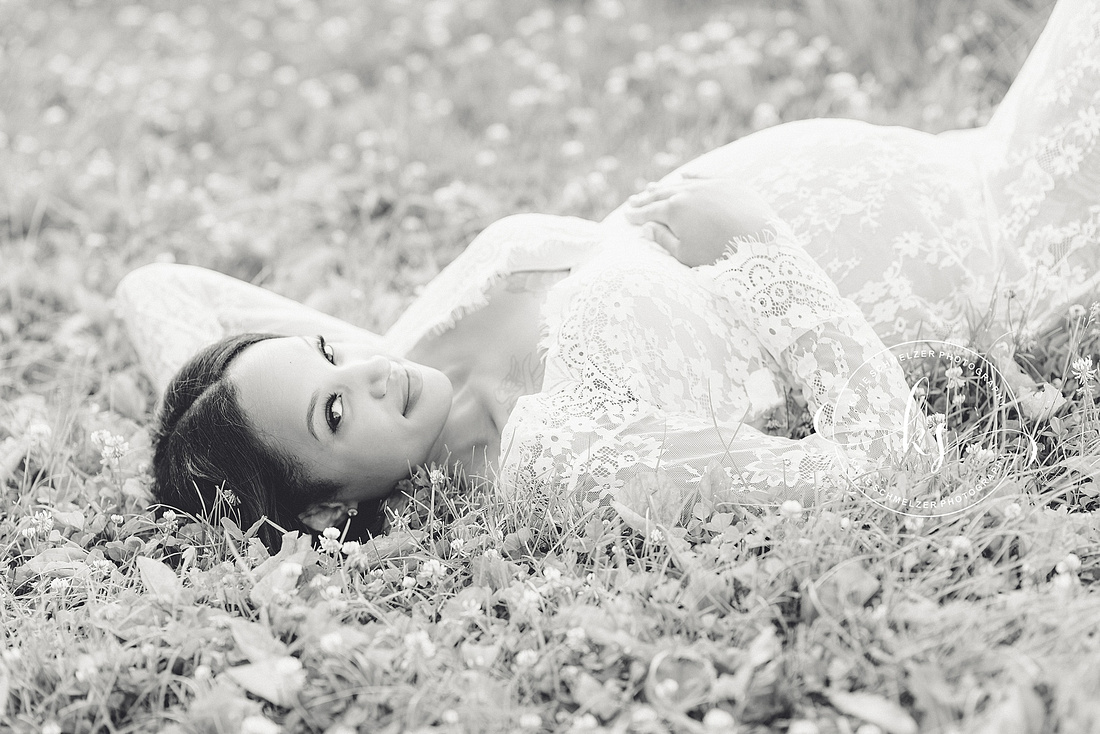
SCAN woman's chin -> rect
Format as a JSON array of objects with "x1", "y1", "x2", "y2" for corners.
[{"x1": 414, "y1": 367, "x2": 454, "y2": 448}]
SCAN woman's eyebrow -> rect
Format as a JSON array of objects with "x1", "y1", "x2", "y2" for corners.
[{"x1": 299, "y1": 336, "x2": 321, "y2": 442}]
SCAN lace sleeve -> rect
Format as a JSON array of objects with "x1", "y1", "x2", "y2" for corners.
[
  {"x1": 115, "y1": 263, "x2": 386, "y2": 394},
  {"x1": 701, "y1": 223, "x2": 925, "y2": 467},
  {"x1": 499, "y1": 224, "x2": 927, "y2": 515}
]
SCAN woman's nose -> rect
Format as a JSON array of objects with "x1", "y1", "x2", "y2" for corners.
[{"x1": 339, "y1": 354, "x2": 392, "y2": 398}]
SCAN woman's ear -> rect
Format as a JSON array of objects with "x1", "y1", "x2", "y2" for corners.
[{"x1": 298, "y1": 501, "x2": 351, "y2": 532}]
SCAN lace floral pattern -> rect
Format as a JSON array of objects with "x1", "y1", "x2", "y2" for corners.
[{"x1": 498, "y1": 224, "x2": 925, "y2": 511}]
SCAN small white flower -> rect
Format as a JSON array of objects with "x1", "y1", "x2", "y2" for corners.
[
  {"x1": 75, "y1": 654, "x2": 99, "y2": 683},
  {"x1": 417, "y1": 558, "x2": 447, "y2": 582},
  {"x1": 91, "y1": 430, "x2": 130, "y2": 469},
  {"x1": 703, "y1": 709, "x2": 736, "y2": 731},
  {"x1": 340, "y1": 541, "x2": 361, "y2": 556},
  {"x1": 484, "y1": 122, "x2": 510, "y2": 142},
  {"x1": 945, "y1": 365, "x2": 965, "y2": 390},
  {"x1": 965, "y1": 446, "x2": 996, "y2": 467},
  {"x1": 518, "y1": 586, "x2": 542, "y2": 610},
  {"x1": 519, "y1": 713, "x2": 542, "y2": 729},
  {"x1": 654, "y1": 678, "x2": 679, "y2": 699},
  {"x1": 780, "y1": 499, "x2": 803, "y2": 519},
  {"x1": 1056, "y1": 553, "x2": 1082, "y2": 574},
  {"x1": 1073, "y1": 357, "x2": 1096, "y2": 388},
  {"x1": 240, "y1": 714, "x2": 281, "y2": 734},
  {"x1": 322, "y1": 527, "x2": 340, "y2": 540},
  {"x1": 514, "y1": 649, "x2": 539, "y2": 668},
  {"x1": 441, "y1": 710, "x2": 459, "y2": 725},
  {"x1": 565, "y1": 627, "x2": 587, "y2": 650},
  {"x1": 35, "y1": 510, "x2": 54, "y2": 533},
  {"x1": 161, "y1": 510, "x2": 179, "y2": 533},
  {"x1": 23, "y1": 511, "x2": 55, "y2": 538},
  {"x1": 1051, "y1": 571, "x2": 1077, "y2": 596},
  {"x1": 50, "y1": 577, "x2": 71, "y2": 592},
  {"x1": 403, "y1": 630, "x2": 436, "y2": 659},
  {"x1": 1004, "y1": 502, "x2": 1022, "y2": 520},
  {"x1": 949, "y1": 536, "x2": 973, "y2": 555},
  {"x1": 319, "y1": 632, "x2": 344, "y2": 654},
  {"x1": 572, "y1": 713, "x2": 599, "y2": 731},
  {"x1": 1068, "y1": 303, "x2": 1088, "y2": 320}
]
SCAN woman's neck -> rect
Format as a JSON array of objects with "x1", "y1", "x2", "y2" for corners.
[
  {"x1": 427, "y1": 375, "x2": 500, "y2": 483},
  {"x1": 408, "y1": 268, "x2": 569, "y2": 482}
]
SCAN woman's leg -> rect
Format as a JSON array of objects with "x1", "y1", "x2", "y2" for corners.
[
  {"x1": 115, "y1": 263, "x2": 387, "y2": 394},
  {"x1": 965, "y1": 0, "x2": 1100, "y2": 327}
]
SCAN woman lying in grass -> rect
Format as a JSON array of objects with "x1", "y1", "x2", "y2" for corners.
[{"x1": 117, "y1": 0, "x2": 1098, "y2": 549}]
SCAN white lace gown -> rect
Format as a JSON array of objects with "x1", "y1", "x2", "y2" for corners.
[{"x1": 117, "y1": 0, "x2": 1099, "y2": 511}]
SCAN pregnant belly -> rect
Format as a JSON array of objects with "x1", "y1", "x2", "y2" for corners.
[{"x1": 604, "y1": 118, "x2": 997, "y2": 342}]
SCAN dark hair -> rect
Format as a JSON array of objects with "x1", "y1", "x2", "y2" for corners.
[{"x1": 151, "y1": 332, "x2": 384, "y2": 551}]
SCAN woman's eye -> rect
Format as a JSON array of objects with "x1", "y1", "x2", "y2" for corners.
[
  {"x1": 318, "y1": 335, "x2": 336, "y2": 364},
  {"x1": 325, "y1": 394, "x2": 343, "y2": 432}
]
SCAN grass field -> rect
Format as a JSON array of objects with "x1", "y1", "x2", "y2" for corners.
[{"x1": 5, "y1": 0, "x2": 1100, "y2": 732}]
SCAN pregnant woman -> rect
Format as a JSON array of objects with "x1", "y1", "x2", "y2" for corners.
[{"x1": 117, "y1": 0, "x2": 1098, "y2": 548}]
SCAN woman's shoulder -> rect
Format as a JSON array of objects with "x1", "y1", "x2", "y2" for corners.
[{"x1": 384, "y1": 214, "x2": 604, "y2": 356}]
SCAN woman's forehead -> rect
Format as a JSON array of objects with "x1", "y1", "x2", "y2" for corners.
[{"x1": 229, "y1": 337, "x2": 317, "y2": 449}]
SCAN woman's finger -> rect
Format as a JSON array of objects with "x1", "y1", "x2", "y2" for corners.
[
  {"x1": 627, "y1": 184, "x2": 677, "y2": 208},
  {"x1": 644, "y1": 221, "x2": 681, "y2": 253},
  {"x1": 623, "y1": 198, "x2": 672, "y2": 226}
]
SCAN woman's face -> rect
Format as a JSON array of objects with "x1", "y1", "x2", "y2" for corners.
[{"x1": 228, "y1": 335, "x2": 453, "y2": 506}]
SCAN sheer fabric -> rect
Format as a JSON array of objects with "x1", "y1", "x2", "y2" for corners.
[
  {"x1": 498, "y1": 224, "x2": 924, "y2": 511},
  {"x1": 116, "y1": 0, "x2": 1098, "y2": 514}
]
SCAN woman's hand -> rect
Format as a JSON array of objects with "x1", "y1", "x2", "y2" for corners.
[{"x1": 623, "y1": 175, "x2": 778, "y2": 267}]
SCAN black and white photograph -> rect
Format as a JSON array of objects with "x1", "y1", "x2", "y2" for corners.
[{"x1": 1, "y1": 0, "x2": 1098, "y2": 731}]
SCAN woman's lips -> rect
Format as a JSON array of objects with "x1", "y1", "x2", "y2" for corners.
[{"x1": 404, "y1": 364, "x2": 422, "y2": 416}]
